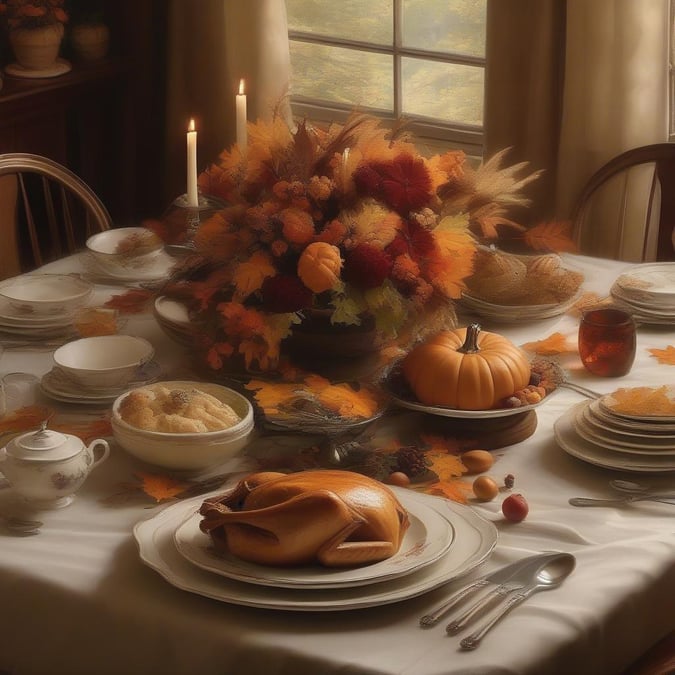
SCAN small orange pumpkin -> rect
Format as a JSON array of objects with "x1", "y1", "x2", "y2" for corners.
[
  {"x1": 401, "y1": 324, "x2": 530, "y2": 410},
  {"x1": 297, "y1": 242, "x2": 343, "y2": 293}
]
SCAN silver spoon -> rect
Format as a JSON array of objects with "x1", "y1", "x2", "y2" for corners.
[
  {"x1": 0, "y1": 514, "x2": 43, "y2": 535},
  {"x1": 611, "y1": 479, "x2": 655, "y2": 494},
  {"x1": 460, "y1": 553, "x2": 576, "y2": 650}
]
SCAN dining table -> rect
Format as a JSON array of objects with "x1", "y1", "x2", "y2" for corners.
[{"x1": 0, "y1": 251, "x2": 673, "y2": 675}]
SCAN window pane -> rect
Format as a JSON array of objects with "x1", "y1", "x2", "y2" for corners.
[
  {"x1": 402, "y1": 57, "x2": 483, "y2": 126},
  {"x1": 402, "y1": 0, "x2": 486, "y2": 57},
  {"x1": 290, "y1": 41, "x2": 393, "y2": 111},
  {"x1": 287, "y1": 0, "x2": 392, "y2": 46}
]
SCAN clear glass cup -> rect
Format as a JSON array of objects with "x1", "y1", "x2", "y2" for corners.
[
  {"x1": 1, "y1": 372, "x2": 40, "y2": 413},
  {"x1": 578, "y1": 307, "x2": 636, "y2": 377}
]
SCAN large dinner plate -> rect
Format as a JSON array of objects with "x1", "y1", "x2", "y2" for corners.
[
  {"x1": 381, "y1": 367, "x2": 549, "y2": 419},
  {"x1": 554, "y1": 403, "x2": 675, "y2": 473},
  {"x1": 134, "y1": 489, "x2": 498, "y2": 611},
  {"x1": 174, "y1": 491, "x2": 454, "y2": 589}
]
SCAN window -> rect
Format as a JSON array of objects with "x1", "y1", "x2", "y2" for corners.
[{"x1": 286, "y1": 0, "x2": 486, "y2": 156}]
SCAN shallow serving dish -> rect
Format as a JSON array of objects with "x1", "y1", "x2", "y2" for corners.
[
  {"x1": 86, "y1": 227, "x2": 163, "y2": 274},
  {"x1": 111, "y1": 380, "x2": 255, "y2": 471},
  {"x1": 0, "y1": 274, "x2": 93, "y2": 314},
  {"x1": 53, "y1": 335, "x2": 155, "y2": 389}
]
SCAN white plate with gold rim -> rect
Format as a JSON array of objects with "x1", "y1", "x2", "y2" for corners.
[
  {"x1": 134, "y1": 489, "x2": 498, "y2": 611},
  {"x1": 174, "y1": 491, "x2": 454, "y2": 590},
  {"x1": 614, "y1": 263, "x2": 675, "y2": 301}
]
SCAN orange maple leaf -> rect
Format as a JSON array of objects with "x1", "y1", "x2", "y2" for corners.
[
  {"x1": 104, "y1": 289, "x2": 154, "y2": 314},
  {"x1": 523, "y1": 220, "x2": 578, "y2": 253},
  {"x1": 135, "y1": 472, "x2": 191, "y2": 502},
  {"x1": 648, "y1": 345, "x2": 675, "y2": 365},
  {"x1": 425, "y1": 449, "x2": 467, "y2": 482},
  {"x1": 426, "y1": 479, "x2": 473, "y2": 504},
  {"x1": 521, "y1": 332, "x2": 577, "y2": 356}
]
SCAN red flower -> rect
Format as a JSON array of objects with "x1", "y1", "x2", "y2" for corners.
[
  {"x1": 353, "y1": 154, "x2": 433, "y2": 215},
  {"x1": 406, "y1": 219, "x2": 437, "y2": 258},
  {"x1": 385, "y1": 235, "x2": 409, "y2": 259},
  {"x1": 260, "y1": 275, "x2": 312, "y2": 313},
  {"x1": 343, "y1": 244, "x2": 392, "y2": 290}
]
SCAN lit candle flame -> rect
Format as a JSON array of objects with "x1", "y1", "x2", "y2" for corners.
[
  {"x1": 238, "y1": 79, "x2": 245, "y2": 96},
  {"x1": 188, "y1": 118, "x2": 195, "y2": 132}
]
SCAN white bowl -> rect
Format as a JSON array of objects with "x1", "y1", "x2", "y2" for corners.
[
  {"x1": 0, "y1": 274, "x2": 93, "y2": 314},
  {"x1": 153, "y1": 296, "x2": 194, "y2": 347},
  {"x1": 111, "y1": 380, "x2": 254, "y2": 471},
  {"x1": 53, "y1": 335, "x2": 155, "y2": 389},
  {"x1": 86, "y1": 227, "x2": 163, "y2": 274}
]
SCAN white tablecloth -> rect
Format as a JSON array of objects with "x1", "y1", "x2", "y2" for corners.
[{"x1": 0, "y1": 254, "x2": 673, "y2": 675}]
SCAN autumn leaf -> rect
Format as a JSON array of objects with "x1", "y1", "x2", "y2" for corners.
[
  {"x1": 425, "y1": 449, "x2": 466, "y2": 482},
  {"x1": 648, "y1": 345, "x2": 675, "y2": 365},
  {"x1": 521, "y1": 332, "x2": 577, "y2": 356},
  {"x1": 523, "y1": 220, "x2": 578, "y2": 253},
  {"x1": 135, "y1": 472, "x2": 192, "y2": 503},
  {"x1": 568, "y1": 291, "x2": 611, "y2": 317},
  {"x1": 426, "y1": 480, "x2": 473, "y2": 504},
  {"x1": 104, "y1": 289, "x2": 154, "y2": 314}
]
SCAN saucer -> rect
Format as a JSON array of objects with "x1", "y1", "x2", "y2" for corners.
[
  {"x1": 40, "y1": 361, "x2": 162, "y2": 405},
  {"x1": 82, "y1": 250, "x2": 177, "y2": 283}
]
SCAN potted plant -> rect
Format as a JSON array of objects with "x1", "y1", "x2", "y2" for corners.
[
  {"x1": 0, "y1": 0, "x2": 68, "y2": 72},
  {"x1": 68, "y1": 0, "x2": 109, "y2": 62}
]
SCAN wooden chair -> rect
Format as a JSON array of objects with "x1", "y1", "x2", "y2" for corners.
[
  {"x1": 571, "y1": 143, "x2": 675, "y2": 262},
  {"x1": 0, "y1": 153, "x2": 113, "y2": 278}
]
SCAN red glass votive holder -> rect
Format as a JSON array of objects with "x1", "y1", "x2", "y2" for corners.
[{"x1": 578, "y1": 307, "x2": 636, "y2": 377}]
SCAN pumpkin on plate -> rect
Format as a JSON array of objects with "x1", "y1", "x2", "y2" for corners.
[{"x1": 401, "y1": 323, "x2": 530, "y2": 410}]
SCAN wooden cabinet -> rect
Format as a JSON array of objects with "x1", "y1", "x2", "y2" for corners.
[{"x1": 0, "y1": 0, "x2": 168, "y2": 226}]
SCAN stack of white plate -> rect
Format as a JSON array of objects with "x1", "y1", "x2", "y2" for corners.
[
  {"x1": 41, "y1": 360, "x2": 162, "y2": 406},
  {"x1": 554, "y1": 394, "x2": 675, "y2": 473},
  {"x1": 133, "y1": 487, "x2": 498, "y2": 611},
  {"x1": 459, "y1": 290, "x2": 580, "y2": 323},
  {"x1": 610, "y1": 263, "x2": 675, "y2": 325},
  {"x1": 0, "y1": 274, "x2": 93, "y2": 342}
]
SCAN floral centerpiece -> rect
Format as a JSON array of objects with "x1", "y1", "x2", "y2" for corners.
[
  {"x1": 157, "y1": 112, "x2": 541, "y2": 375},
  {"x1": 0, "y1": 0, "x2": 67, "y2": 29},
  {"x1": 0, "y1": 0, "x2": 68, "y2": 72}
]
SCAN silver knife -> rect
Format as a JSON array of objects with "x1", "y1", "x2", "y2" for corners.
[{"x1": 419, "y1": 551, "x2": 563, "y2": 628}]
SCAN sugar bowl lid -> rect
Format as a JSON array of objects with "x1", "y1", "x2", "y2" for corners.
[{"x1": 6, "y1": 422, "x2": 83, "y2": 461}]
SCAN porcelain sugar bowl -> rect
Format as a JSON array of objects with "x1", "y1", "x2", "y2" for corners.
[{"x1": 0, "y1": 423, "x2": 110, "y2": 509}]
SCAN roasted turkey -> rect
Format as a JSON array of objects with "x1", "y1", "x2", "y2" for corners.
[{"x1": 199, "y1": 470, "x2": 410, "y2": 567}]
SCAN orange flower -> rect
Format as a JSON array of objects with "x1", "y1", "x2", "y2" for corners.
[{"x1": 280, "y1": 207, "x2": 315, "y2": 246}]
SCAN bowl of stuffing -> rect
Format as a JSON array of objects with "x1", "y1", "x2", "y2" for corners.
[{"x1": 111, "y1": 380, "x2": 254, "y2": 470}]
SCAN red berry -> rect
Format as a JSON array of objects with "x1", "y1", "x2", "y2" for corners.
[{"x1": 502, "y1": 493, "x2": 529, "y2": 522}]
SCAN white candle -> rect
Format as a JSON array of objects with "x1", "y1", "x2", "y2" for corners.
[
  {"x1": 236, "y1": 78, "x2": 247, "y2": 155},
  {"x1": 186, "y1": 118, "x2": 199, "y2": 207}
]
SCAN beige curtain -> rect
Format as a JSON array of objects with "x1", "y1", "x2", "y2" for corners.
[
  {"x1": 484, "y1": 0, "x2": 566, "y2": 226},
  {"x1": 164, "y1": 0, "x2": 292, "y2": 203},
  {"x1": 485, "y1": 0, "x2": 670, "y2": 259}
]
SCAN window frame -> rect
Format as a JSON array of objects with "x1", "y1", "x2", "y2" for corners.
[{"x1": 287, "y1": 1, "x2": 485, "y2": 156}]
